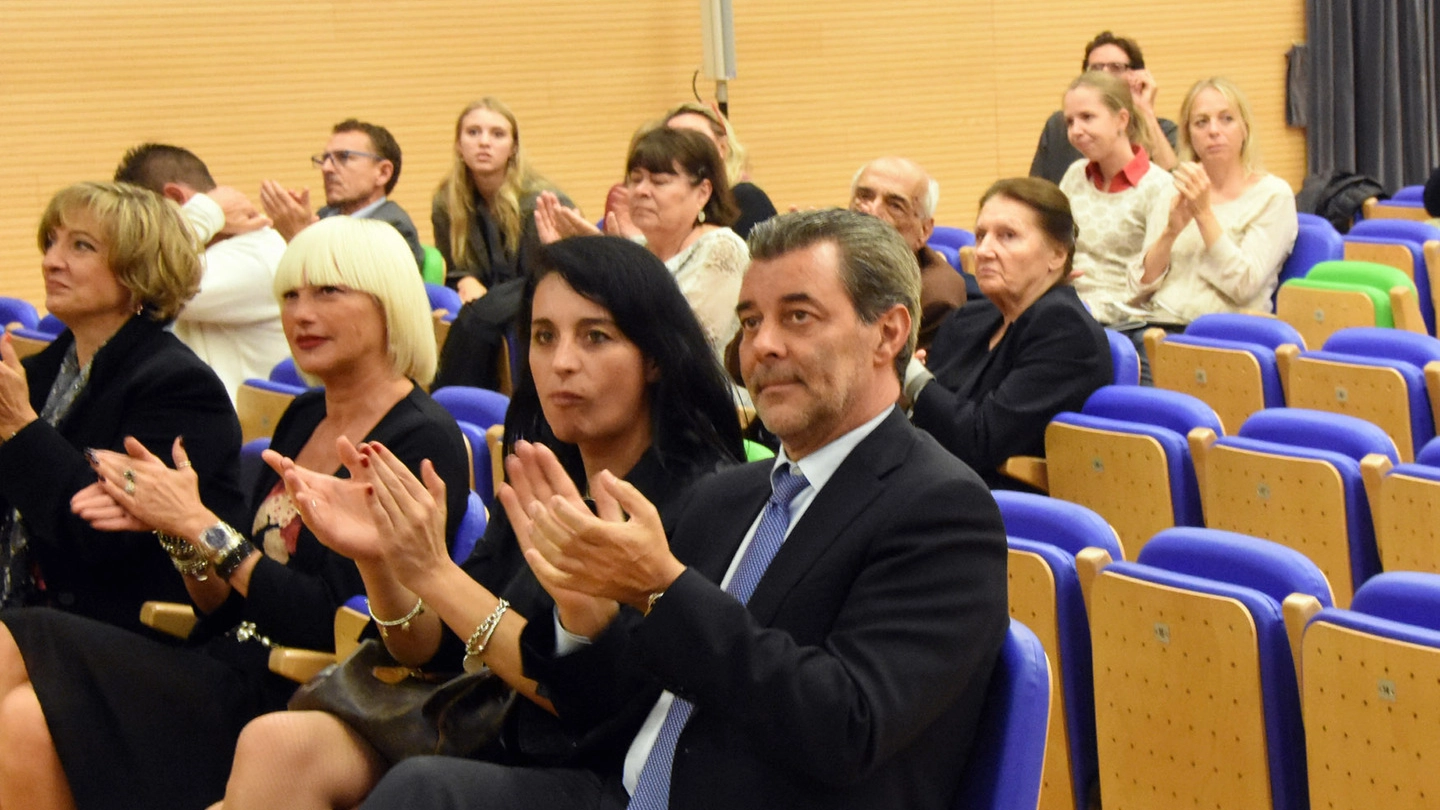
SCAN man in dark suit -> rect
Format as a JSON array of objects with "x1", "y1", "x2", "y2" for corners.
[
  {"x1": 259, "y1": 119, "x2": 426, "y2": 271},
  {"x1": 360, "y1": 209, "x2": 1009, "y2": 810}
]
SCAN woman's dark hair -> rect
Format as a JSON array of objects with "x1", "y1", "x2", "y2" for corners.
[
  {"x1": 979, "y1": 177, "x2": 1077, "y2": 281},
  {"x1": 626, "y1": 127, "x2": 739, "y2": 228},
  {"x1": 504, "y1": 235, "x2": 744, "y2": 484}
]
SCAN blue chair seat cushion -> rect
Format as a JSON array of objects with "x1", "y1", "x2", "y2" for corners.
[
  {"x1": 1348, "y1": 571, "x2": 1440, "y2": 633},
  {"x1": 1240, "y1": 408, "x2": 1399, "y2": 464},
  {"x1": 1137, "y1": 528, "x2": 1334, "y2": 608},
  {"x1": 1185, "y1": 313, "x2": 1306, "y2": 351},
  {"x1": 1308, "y1": 606, "x2": 1440, "y2": 650},
  {"x1": 1082, "y1": 386, "x2": 1224, "y2": 438},
  {"x1": 992, "y1": 491, "x2": 1123, "y2": 560}
]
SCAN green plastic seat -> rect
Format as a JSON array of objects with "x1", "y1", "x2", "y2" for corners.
[
  {"x1": 743, "y1": 439, "x2": 775, "y2": 461},
  {"x1": 1278, "y1": 260, "x2": 1426, "y2": 347},
  {"x1": 1282, "y1": 278, "x2": 1394, "y2": 327},
  {"x1": 1306, "y1": 260, "x2": 1417, "y2": 297}
]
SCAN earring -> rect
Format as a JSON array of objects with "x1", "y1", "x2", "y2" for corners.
[{"x1": 697, "y1": 210, "x2": 706, "y2": 224}]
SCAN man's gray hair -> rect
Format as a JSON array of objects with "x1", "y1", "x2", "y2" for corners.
[
  {"x1": 747, "y1": 208, "x2": 921, "y2": 379},
  {"x1": 849, "y1": 159, "x2": 940, "y2": 219}
]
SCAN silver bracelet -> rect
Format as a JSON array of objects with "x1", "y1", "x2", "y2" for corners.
[
  {"x1": 462, "y1": 598, "x2": 510, "y2": 674},
  {"x1": 370, "y1": 597, "x2": 425, "y2": 637}
]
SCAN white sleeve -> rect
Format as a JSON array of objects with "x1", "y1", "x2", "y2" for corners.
[
  {"x1": 1194, "y1": 179, "x2": 1299, "y2": 305},
  {"x1": 181, "y1": 193, "x2": 225, "y2": 245},
  {"x1": 176, "y1": 231, "x2": 285, "y2": 326}
]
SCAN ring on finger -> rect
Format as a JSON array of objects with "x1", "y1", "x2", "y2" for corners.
[
  {"x1": 178, "y1": 460, "x2": 193, "y2": 470},
  {"x1": 122, "y1": 468, "x2": 137, "y2": 495}
]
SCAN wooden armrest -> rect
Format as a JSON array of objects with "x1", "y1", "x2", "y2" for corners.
[
  {"x1": 997, "y1": 456, "x2": 1048, "y2": 493},
  {"x1": 1391, "y1": 286, "x2": 1428, "y2": 334},
  {"x1": 270, "y1": 604, "x2": 375, "y2": 683},
  {"x1": 1075, "y1": 546, "x2": 1114, "y2": 614},
  {"x1": 268, "y1": 647, "x2": 336, "y2": 683},
  {"x1": 334, "y1": 605, "x2": 370, "y2": 661},
  {"x1": 1283, "y1": 592, "x2": 1324, "y2": 694},
  {"x1": 140, "y1": 601, "x2": 198, "y2": 639}
]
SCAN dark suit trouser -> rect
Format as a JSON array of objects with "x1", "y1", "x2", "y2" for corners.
[{"x1": 359, "y1": 757, "x2": 629, "y2": 810}]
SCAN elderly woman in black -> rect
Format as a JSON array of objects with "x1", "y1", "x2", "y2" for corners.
[{"x1": 907, "y1": 177, "x2": 1112, "y2": 489}]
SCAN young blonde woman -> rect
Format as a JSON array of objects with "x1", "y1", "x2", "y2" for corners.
[
  {"x1": 1132, "y1": 77, "x2": 1298, "y2": 321},
  {"x1": 1057, "y1": 70, "x2": 1172, "y2": 380},
  {"x1": 430, "y1": 97, "x2": 576, "y2": 389},
  {"x1": 432, "y1": 97, "x2": 570, "y2": 305}
]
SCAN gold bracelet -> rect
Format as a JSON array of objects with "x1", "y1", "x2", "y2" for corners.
[
  {"x1": 370, "y1": 598, "x2": 425, "y2": 637},
  {"x1": 155, "y1": 531, "x2": 210, "y2": 581}
]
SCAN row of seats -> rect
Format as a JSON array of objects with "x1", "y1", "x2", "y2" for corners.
[
  {"x1": 1008, "y1": 380, "x2": 1440, "y2": 606},
  {"x1": 1147, "y1": 319, "x2": 1440, "y2": 462},
  {"x1": 1001, "y1": 490, "x2": 1440, "y2": 810}
]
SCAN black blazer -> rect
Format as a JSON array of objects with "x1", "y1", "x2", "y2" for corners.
[
  {"x1": 0, "y1": 317, "x2": 244, "y2": 633},
  {"x1": 522, "y1": 409, "x2": 1009, "y2": 810},
  {"x1": 913, "y1": 283, "x2": 1111, "y2": 488}
]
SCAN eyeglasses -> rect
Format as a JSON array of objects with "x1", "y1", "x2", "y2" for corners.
[
  {"x1": 1087, "y1": 62, "x2": 1132, "y2": 74},
  {"x1": 310, "y1": 150, "x2": 383, "y2": 168}
]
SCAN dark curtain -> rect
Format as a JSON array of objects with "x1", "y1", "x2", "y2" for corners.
[{"x1": 1306, "y1": 0, "x2": 1440, "y2": 191}]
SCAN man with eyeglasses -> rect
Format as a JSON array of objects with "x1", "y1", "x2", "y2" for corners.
[
  {"x1": 260, "y1": 119, "x2": 426, "y2": 271},
  {"x1": 849, "y1": 157, "x2": 980, "y2": 350},
  {"x1": 1028, "y1": 31, "x2": 1180, "y2": 185}
]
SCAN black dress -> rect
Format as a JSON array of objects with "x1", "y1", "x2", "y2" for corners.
[
  {"x1": 1, "y1": 385, "x2": 469, "y2": 810},
  {"x1": 911, "y1": 284, "x2": 1112, "y2": 489}
]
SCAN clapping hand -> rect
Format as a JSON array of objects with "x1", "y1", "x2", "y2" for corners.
[
  {"x1": 503, "y1": 441, "x2": 683, "y2": 631},
  {"x1": 534, "y1": 191, "x2": 601, "y2": 244},
  {"x1": 1172, "y1": 162, "x2": 1212, "y2": 216},
  {"x1": 259, "y1": 181, "x2": 318, "y2": 242},
  {"x1": 0, "y1": 334, "x2": 37, "y2": 440},
  {"x1": 85, "y1": 437, "x2": 208, "y2": 539}
]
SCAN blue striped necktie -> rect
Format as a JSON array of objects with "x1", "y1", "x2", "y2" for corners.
[{"x1": 626, "y1": 464, "x2": 811, "y2": 810}]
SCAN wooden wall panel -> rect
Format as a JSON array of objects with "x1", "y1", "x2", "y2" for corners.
[{"x1": 0, "y1": 0, "x2": 1304, "y2": 309}]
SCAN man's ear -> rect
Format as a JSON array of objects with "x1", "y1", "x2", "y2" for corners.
[
  {"x1": 874, "y1": 303, "x2": 912, "y2": 366},
  {"x1": 160, "y1": 182, "x2": 192, "y2": 204},
  {"x1": 919, "y1": 216, "x2": 935, "y2": 246},
  {"x1": 376, "y1": 160, "x2": 396, "y2": 188}
]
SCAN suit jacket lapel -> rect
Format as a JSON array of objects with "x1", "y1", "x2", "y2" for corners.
[
  {"x1": 744, "y1": 410, "x2": 914, "y2": 623},
  {"x1": 675, "y1": 462, "x2": 773, "y2": 584}
]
